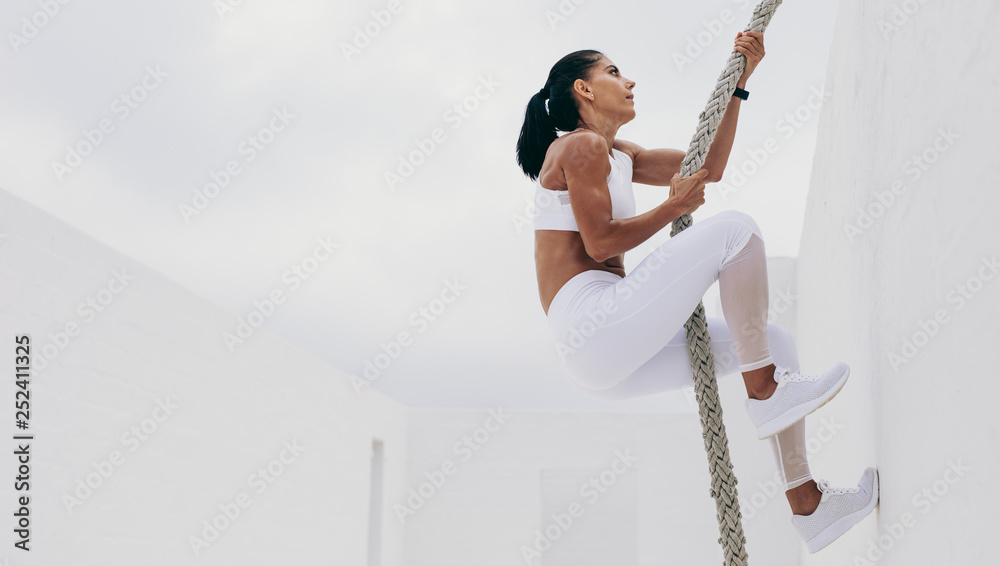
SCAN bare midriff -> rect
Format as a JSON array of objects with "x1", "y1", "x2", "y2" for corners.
[{"x1": 535, "y1": 231, "x2": 624, "y2": 316}]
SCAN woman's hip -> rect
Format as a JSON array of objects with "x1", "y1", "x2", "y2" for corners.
[{"x1": 546, "y1": 269, "x2": 660, "y2": 390}]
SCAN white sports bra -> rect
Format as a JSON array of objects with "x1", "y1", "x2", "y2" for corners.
[{"x1": 533, "y1": 147, "x2": 636, "y2": 231}]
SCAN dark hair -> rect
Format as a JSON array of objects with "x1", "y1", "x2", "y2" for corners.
[{"x1": 515, "y1": 49, "x2": 604, "y2": 181}]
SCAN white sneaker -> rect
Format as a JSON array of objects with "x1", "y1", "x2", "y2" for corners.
[
  {"x1": 744, "y1": 363, "x2": 850, "y2": 439},
  {"x1": 792, "y1": 467, "x2": 880, "y2": 553}
]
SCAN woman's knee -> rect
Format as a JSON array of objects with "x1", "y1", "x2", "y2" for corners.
[{"x1": 713, "y1": 209, "x2": 764, "y2": 241}]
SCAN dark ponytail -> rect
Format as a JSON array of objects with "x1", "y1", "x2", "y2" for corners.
[{"x1": 515, "y1": 49, "x2": 604, "y2": 181}]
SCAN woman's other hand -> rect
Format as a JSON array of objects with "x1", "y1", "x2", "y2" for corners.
[
  {"x1": 668, "y1": 168, "x2": 709, "y2": 216},
  {"x1": 734, "y1": 31, "x2": 765, "y2": 81}
]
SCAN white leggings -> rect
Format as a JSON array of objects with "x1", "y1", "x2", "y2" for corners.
[{"x1": 546, "y1": 210, "x2": 811, "y2": 490}]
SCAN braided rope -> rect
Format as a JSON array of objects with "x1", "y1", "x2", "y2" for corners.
[{"x1": 670, "y1": 2, "x2": 783, "y2": 564}]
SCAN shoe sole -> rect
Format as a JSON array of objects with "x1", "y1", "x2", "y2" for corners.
[
  {"x1": 755, "y1": 364, "x2": 850, "y2": 439},
  {"x1": 804, "y1": 468, "x2": 880, "y2": 554}
]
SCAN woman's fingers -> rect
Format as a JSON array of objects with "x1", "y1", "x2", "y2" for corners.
[
  {"x1": 734, "y1": 33, "x2": 764, "y2": 62},
  {"x1": 735, "y1": 45, "x2": 759, "y2": 62},
  {"x1": 735, "y1": 37, "x2": 762, "y2": 52},
  {"x1": 735, "y1": 31, "x2": 764, "y2": 51}
]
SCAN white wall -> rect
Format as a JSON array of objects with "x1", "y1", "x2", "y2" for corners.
[
  {"x1": 0, "y1": 190, "x2": 409, "y2": 566},
  {"x1": 796, "y1": 1, "x2": 1000, "y2": 564},
  {"x1": 403, "y1": 407, "x2": 807, "y2": 566}
]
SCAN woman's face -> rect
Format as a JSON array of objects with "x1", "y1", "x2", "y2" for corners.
[{"x1": 576, "y1": 55, "x2": 636, "y2": 122}]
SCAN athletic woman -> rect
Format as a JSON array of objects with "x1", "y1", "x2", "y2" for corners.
[{"x1": 514, "y1": 34, "x2": 878, "y2": 554}]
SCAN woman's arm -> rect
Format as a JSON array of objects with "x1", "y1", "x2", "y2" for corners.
[
  {"x1": 700, "y1": 75, "x2": 747, "y2": 182},
  {"x1": 615, "y1": 140, "x2": 685, "y2": 186},
  {"x1": 701, "y1": 31, "x2": 765, "y2": 181},
  {"x1": 624, "y1": 31, "x2": 765, "y2": 185},
  {"x1": 564, "y1": 133, "x2": 707, "y2": 262},
  {"x1": 614, "y1": 77, "x2": 745, "y2": 186}
]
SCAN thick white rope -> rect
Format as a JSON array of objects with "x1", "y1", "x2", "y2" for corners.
[{"x1": 670, "y1": 1, "x2": 784, "y2": 564}]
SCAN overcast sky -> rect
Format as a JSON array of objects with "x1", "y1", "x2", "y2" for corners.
[{"x1": 1, "y1": 0, "x2": 839, "y2": 412}]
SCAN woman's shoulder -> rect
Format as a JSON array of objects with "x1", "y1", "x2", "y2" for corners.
[
  {"x1": 557, "y1": 132, "x2": 636, "y2": 164},
  {"x1": 540, "y1": 131, "x2": 628, "y2": 187},
  {"x1": 556, "y1": 128, "x2": 605, "y2": 149},
  {"x1": 552, "y1": 131, "x2": 612, "y2": 167},
  {"x1": 611, "y1": 139, "x2": 639, "y2": 164}
]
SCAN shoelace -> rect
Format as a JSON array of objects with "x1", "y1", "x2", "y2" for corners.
[
  {"x1": 816, "y1": 479, "x2": 861, "y2": 496},
  {"x1": 775, "y1": 365, "x2": 821, "y2": 384}
]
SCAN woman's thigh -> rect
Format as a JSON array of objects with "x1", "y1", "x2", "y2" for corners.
[{"x1": 555, "y1": 211, "x2": 760, "y2": 390}]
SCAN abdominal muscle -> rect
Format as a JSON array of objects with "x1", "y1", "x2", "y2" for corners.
[{"x1": 535, "y1": 230, "x2": 624, "y2": 316}]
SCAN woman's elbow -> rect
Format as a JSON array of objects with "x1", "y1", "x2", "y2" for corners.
[
  {"x1": 583, "y1": 238, "x2": 611, "y2": 263},
  {"x1": 580, "y1": 221, "x2": 614, "y2": 262},
  {"x1": 589, "y1": 250, "x2": 611, "y2": 263}
]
